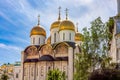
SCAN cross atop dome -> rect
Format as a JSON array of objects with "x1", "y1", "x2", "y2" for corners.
[
  {"x1": 65, "y1": 8, "x2": 68, "y2": 20},
  {"x1": 58, "y1": 6, "x2": 61, "y2": 21},
  {"x1": 38, "y1": 14, "x2": 40, "y2": 25},
  {"x1": 76, "y1": 22, "x2": 79, "y2": 32}
]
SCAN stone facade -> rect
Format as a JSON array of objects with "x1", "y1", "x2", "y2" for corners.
[{"x1": 22, "y1": 43, "x2": 81, "y2": 80}]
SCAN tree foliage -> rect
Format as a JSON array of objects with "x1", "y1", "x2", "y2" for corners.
[
  {"x1": 0, "y1": 73, "x2": 9, "y2": 80},
  {"x1": 74, "y1": 17, "x2": 113, "y2": 80},
  {"x1": 89, "y1": 69, "x2": 120, "y2": 80},
  {"x1": 46, "y1": 69, "x2": 66, "y2": 80}
]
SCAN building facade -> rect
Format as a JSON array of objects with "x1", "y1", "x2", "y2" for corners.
[
  {"x1": 13, "y1": 62, "x2": 22, "y2": 80},
  {"x1": 21, "y1": 8, "x2": 83, "y2": 80},
  {"x1": 110, "y1": 0, "x2": 120, "y2": 63}
]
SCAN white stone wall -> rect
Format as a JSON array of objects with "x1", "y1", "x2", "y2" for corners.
[
  {"x1": 31, "y1": 35, "x2": 46, "y2": 45},
  {"x1": 59, "y1": 30, "x2": 75, "y2": 42},
  {"x1": 13, "y1": 66, "x2": 22, "y2": 80},
  {"x1": 50, "y1": 28, "x2": 59, "y2": 44},
  {"x1": 110, "y1": 19, "x2": 117, "y2": 63}
]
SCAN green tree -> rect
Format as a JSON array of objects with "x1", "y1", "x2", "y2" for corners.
[
  {"x1": 0, "y1": 73, "x2": 9, "y2": 80},
  {"x1": 74, "y1": 17, "x2": 113, "y2": 80},
  {"x1": 46, "y1": 69, "x2": 66, "y2": 80}
]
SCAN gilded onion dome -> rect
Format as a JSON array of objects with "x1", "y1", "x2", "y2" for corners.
[
  {"x1": 59, "y1": 20, "x2": 75, "y2": 31},
  {"x1": 50, "y1": 6, "x2": 61, "y2": 30},
  {"x1": 30, "y1": 25, "x2": 46, "y2": 37},
  {"x1": 30, "y1": 15, "x2": 46, "y2": 37},
  {"x1": 50, "y1": 21, "x2": 61, "y2": 30},
  {"x1": 75, "y1": 32, "x2": 84, "y2": 41},
  {"x1": 47, "y1": 36, "x2": 51, "y2": 44},
  {"x1": 59, "y1": 8, "x2": 75, "y2": 31}
]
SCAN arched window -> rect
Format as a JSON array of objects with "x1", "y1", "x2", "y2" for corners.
[
  {"x1": 33, "y1": 37, "x2": 35, "y2": 44},
  {"x1": 69, "y1": 33, "x2": 71, "y2": 40},
  {"x1": 39, "y1": 38, "x2": 40, "y2": 44},
  {"x1": 63, "y1": 33, "x2": 65, "y2": 40},
  {"x1": 54, "y1": 33, "x2": 56, "y2": 42}
]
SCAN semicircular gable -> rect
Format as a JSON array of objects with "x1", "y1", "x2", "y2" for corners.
[
  {"x1": 24, "y1": 46, "x2": 39, "y2": 58},
  {"x1": 39, "y1": 44, "x2": 53, "y2": 55},
  {"x1": 24, "y1": 45, "x2": 33, "y2": 53},
  {"x1": 38, "y1": 44, "x2": 46, "y2": 51},
  {"x1": 24, "y1": 45, "x2": 39, "y2": 53},
  {"x1": 52, "y1": 42, "x2": 70, "y2": 49},
  {"x1": 54, "y1": 42, "x2": 68, "y2": 57}
]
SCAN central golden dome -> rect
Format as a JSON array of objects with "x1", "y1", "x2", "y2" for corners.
[
  {"x1": 30, "y1": 25, "x2": 46, "y2": 37},
  {"x1": 50, "y1": 21, "x2": 61, "y2": 30},
  {"x1": 75, "y1": 32, "x2": 84, "y2": 41},
  {"x1": 59, "y1": 20, "x2": 75, "y2": 31}
]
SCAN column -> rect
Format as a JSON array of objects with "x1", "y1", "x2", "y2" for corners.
[{"x1": 68, "y1": 47, "x2": 73, "y2": 80}]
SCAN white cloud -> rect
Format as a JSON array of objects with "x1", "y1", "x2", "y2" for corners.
[
  {"x1": 0, "y1": 0, "x2": 117, "y2": 33},
  {"x1": 0, "y1": 43, "x2": 23, "y2": 51}
]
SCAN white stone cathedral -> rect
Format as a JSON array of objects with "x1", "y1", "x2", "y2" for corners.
[
  {"x1": 110, "y1": 0, "x2": 120, "y2": 63},
  {"x1": 21, "y1": 8, "x2": 83, "y2": 80}
]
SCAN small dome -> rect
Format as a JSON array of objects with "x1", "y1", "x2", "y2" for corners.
[
  {"x1": 59, "y1": 20, "x2": 75, "y2": 31},
  {"x1": 30, "y1": 25, "x2": 46, "y2": 37},
  {"x1": 47, "y1": 36, "x2": 51, "y2": 44},
  {"x1": 75, "y1": 32, "x2": 84, "y2": 41},
  {"x1": 50, "y1": 21, "x2": 61, "y2": 30}
]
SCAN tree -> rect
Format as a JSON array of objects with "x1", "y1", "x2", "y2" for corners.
[
  {"x1": 0, "y1": 73, "x2": 9, "y2": 80},
  {"x1": 74, "y1": 17, "x2": 113, "y2": 80},
  {"x1": 89, "y1": 69, "x2": 120, "y2": 80},
  {"x1": 46, "y1": 69, "x2": 66, "y2": 80},
  {"x1": 74, "y1": 53, "x2": 91, "y2": 80}
]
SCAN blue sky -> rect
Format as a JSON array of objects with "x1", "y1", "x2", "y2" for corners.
[{"x1": 0, "y1": 0, "x2": 117, "y2": 64}]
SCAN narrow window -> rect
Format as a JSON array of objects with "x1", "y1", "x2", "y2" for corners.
[
  {"x1": 63, "y1": 33, "x2": 65, "y2": 40},
  {"x1": 37, "y1": 66, "x2": 38, "y2": 76},
  {"x1": 31, "y1": 67, "x2": 33, "y2": 76},
  {"x1": 24, "y1": 68, "x2": 26, "y2": 76},
  {"x1": 48, "y1": 66, "x2": 51, "y2": 70},
  {"x1": 54, "y1": 33, "x2": 56, "y2": 42},
  {"x1": 39, "y1": 38, "x2": 40, "y2": 44},
  {"x1": 69, "y1": 33, "x2": 71, "y2": 40},
  {"x1": 16, "y1": 73, "x2": 19, "y2": 78},
  {"x1": 41, "y1": 66, "x2": 43, "y2": 76}
]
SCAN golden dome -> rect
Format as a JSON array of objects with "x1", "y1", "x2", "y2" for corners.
[
  {"x1": 59, "y1": 20, "x2": 75, "y2": 31},
  {"x1": 47, "y1": 36, "x2": 51, "y2": 44},
  {"x1": 30, "y1": 25, "x2": 46, "y2": 37},
  {"x1": 75, "y1": 32, "x2": 84, "y2": 41},
  {"x1": 50, "y1": 21, "x2": 61, "y2": 30}
]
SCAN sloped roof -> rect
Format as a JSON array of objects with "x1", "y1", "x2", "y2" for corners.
[
  {"x1": 24, "y1": 58, "x2": 39, "y2": 62},
  {"x1": 39, "y1": 55, "x2": 54, "y2": 61},
  {"x1": 55, "y1": 57, "x2": 68, "y2": 61}
]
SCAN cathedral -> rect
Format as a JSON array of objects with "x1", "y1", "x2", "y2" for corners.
[{"x1": 21, "y1": 8, "x2": 83, "y2": 80}]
